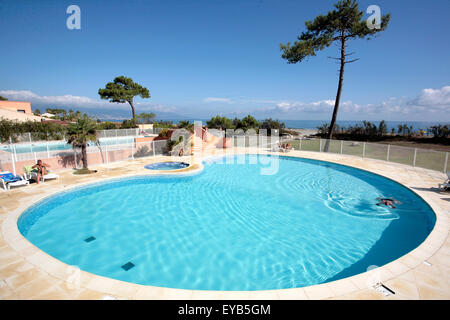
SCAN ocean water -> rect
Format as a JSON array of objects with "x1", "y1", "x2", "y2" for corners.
[
  {"x1": 18, "y1": 155, "x2": 435, "y2": 290},
  {"x1": 122, "y1": 119, "x2": 448, "y2": 131}
]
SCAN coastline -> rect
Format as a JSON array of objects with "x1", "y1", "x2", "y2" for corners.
[{"x1": 285, "y1": 128, "x2": 318, "y2": 137}]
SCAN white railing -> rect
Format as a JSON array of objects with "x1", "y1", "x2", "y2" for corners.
[
  {"x1": 1, "y1": 130, "x2": 448, "y2": 174},
  {"x1": 278, "y1": 137, "x2": 449, "y2": 173}
]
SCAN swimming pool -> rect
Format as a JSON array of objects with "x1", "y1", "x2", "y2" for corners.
[
  {"x1": 144, "y1": 162, "x2": 189, "y2": 170},
  {"x1": 18, "y1": 155, "x2": 435, "y2": 291},
  {"x1": 0, "y1": 137, "x2": 136, "y2": 154}
]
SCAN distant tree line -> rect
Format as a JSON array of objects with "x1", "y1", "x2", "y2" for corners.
[
  {"x1": 206, "y1": 115, "x2": 286, "y2": 134},
  {"x1": 316, "y1": 121, "x2": 449, "y2": 141}
]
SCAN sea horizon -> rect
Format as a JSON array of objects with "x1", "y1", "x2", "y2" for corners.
[{"x1": 100, "y1": 119, "x2": 449, "y2": 131}]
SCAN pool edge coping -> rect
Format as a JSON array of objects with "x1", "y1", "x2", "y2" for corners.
[{"x1": 1, "y1": 150, "x2": 448, "y2": 300}]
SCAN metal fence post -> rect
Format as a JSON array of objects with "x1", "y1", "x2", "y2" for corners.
[
  {"x1": 131, "y1": 141, "x2": 134, "y2": 160},
  {"x1": 319, "y1": 139, "x2": 322, "y2": 152},
  {"x1": 74, "y1": 149, "x2": 77, "y2": 169},
  {"x1": 413, "y1": 148, "x2": 417, "y2": 167},
  {"x1": 299, "y1": 138, "x2": 302, "y2": 151},
  {"x1": 340, "y1": 140, "x2": 343, "y2": 154},
  {"x1": 444, "y1": 152, "x2": 448, "y2": 173},
  {"x1": 46, "y1": 142, "x2": 50, "y2": 159},
  {"x1": 13, "y1": 144, "x2": 17, "y2": 162},
  {"x1": 152, "y1": 141, "x2": 156, "y2": 157},
  {"x1": 105, "y1": 144, "x2": 109, "y2": 165},
  {"x1": 386, "y1": 144, "x2": 390, "y2": 162},
  {"x1": 29, "y1": 133, "x2": 33, "y2": 154},
  {"x1": 362, "y1": 142, "x2": 366, "y2": 158},
  {"x1": 11, "y1": 153, "x2": 16, "y2": 176}
]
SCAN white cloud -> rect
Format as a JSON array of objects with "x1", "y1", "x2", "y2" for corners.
[
  {"x1": 273, "y1": 99, "x2": 336, "y2": 113},
  {"x1": 0, "y1": 90, "x2": 102, "y2": 107},
  {"x1": 247, "y1": 85, "x2": 450, "y2": 120},
  {"x1": 409, "y1": 86, "x2": 450, "y2": 109},
  {"x1": 0, "y1": 90, "x2": 176, "y2": 113},
  {"x1": 203, "y1": 97, "x2": 233, "y2": 104}
]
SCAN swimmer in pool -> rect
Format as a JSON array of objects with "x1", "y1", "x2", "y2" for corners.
[{"x1": 376, "y1": 197, "x2": 401, "y2": 209}]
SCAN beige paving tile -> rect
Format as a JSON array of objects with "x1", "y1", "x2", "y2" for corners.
[
  {"x1": 15, "y1": 277, "x2": 57, "y2": 299},
  {"x1": 160, "y1": 288, "x2": 194, "y2": 300},
  {"x1": 277, "y1": 288, "x2": 308, "y2": 300},
  {"x1": 340, "y1": 288, "x2": 383, "y2": 300},
  {"x1": 303, "y1": 284, "x2": 334, "y2": 300},
  {"x1": 30, "y1": 285, "x2": 73, "y2": 300},
  {"x1": 0, "y1": 249, "x2": 23, "y2": 266},
  {"x1": 328, "y1": 278, "x2": 359, "y2": 297},
  {"x1": 417, "y1": 284, "x2": 450, "y2": 299},
  {"x1": 191, "y1": 290, "x2": 225, "y2": 300},
  {"x1": 0, "y1": 259, "x2": 34, "y2": 280},
  {"x1": 413, "y1": 269, "x2": 449, "y2": 292},
  {"x1": 384, "y1": 261, "x2": 410, "y2": 276},
  {"x1": 0, "y1": 279, "x2": 15, "y2": 299},
  {"x1": 384, "y1": 278, "x2": 420, "y2": 299},
  {"x1": 397, "y1": 270, "x2": 416, "y2": 282},
  {"x1": 5, "y1": 268, "x2": 50, "y2": 290},
  {"x1": 248, "y1": 290, "x2": 280, "y2": 300},
  {"x1": 74, "y1": 288, "x2": 112, "y2": 300},
  {"x1": 219, "y1": 291, "x2": 251, "y2": 300},
  {"x1": 132, "y1": 286, "x2": 165, "y2": 300}
]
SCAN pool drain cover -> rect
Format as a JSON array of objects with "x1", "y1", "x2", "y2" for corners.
[
  {"x1": 84, "y1": 236, "x2": 96, "y2": 243},
  {"x1": 373, "y1": 283, "x2": 395, "y2": 296},
  {"x1": 121, "y1": 262, "x2": 135, "y2": 271}
]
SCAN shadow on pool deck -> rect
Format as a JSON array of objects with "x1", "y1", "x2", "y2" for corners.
[{"x1": 411, "y1": 186, "x2": 449, "y2": 194}]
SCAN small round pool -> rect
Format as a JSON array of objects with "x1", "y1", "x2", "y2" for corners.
[
  {"x1": 144, "y1": 162, "x2": 189, "y2": 170},
  {"x1": 18, "y1": 155, "x2": 435, "y2": 291}
]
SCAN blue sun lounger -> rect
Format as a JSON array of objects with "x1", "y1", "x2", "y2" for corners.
[{"x1": 0, "y1": 171, "x2": 29, "y2": 191}]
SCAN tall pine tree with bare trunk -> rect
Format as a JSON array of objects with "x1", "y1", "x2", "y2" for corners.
[{"x1": 280, "y1": 0, "x2": 390, "y2": 151}]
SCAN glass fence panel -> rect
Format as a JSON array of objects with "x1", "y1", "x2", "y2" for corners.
[
  {"x1": 388, "y1": 145, "x2": 415, "y2": 166},
  {"x1": 364, "y1": 142, "x2": 388, "y2": 160},
  {"x1": 1, "y1": 132, "x2": 448, "y2": 174},
  {"x1": 446, "y1": 152, "x2": 449, "y2": 173},
  {"x1": 415, "y1": 149, "x2": 447, "y2": 172},
  {"x1": 299, "y1": 139, "x2": 320, "y2": 152},
  {"x1": 153, "y1": 140, "x2": 167, "y2": 155},
  {"x1": 133, "y1": 141, "x2": 153, "y2": 158},
  {"x1": 342, "y1": 140, "x2": 364, "y2": 156},
  {"x1": 321, "y1": 139, "x2": 341, "y2": 154}
]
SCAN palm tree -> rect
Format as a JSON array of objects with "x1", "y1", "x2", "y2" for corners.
[{"x1": 66, "y1": 115, "x2": 97, "y2": 169}]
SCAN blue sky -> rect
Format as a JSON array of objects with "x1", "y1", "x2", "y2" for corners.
[{"x1": 0, "y1": 0, "x2": 449, "y2": 121}]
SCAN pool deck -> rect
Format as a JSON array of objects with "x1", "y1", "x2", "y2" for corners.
[{"x1": 1, "y1": 148, "x2": 449, "y2": 300}]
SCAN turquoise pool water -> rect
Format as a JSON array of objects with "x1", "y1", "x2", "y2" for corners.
[
  {"x1": 18, "y1": 155, "x2": 435, "y2": 290},
  {"x1": 0, "y1": 137, "x2": 135, "y2": 154}
]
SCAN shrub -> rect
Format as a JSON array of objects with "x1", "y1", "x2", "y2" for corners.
[
  {"x1": 427, "y1": 125, "x2": 449, "y2": 138},
  {"x1": 158, "y1": 128, "x2": 170, "y2": 138},
  {"x1": 120, "y1": 119, "x2": 137, "y2": 129},
  {"x1": 0, "y1": 119, "x2": 68, "y2": 143}
]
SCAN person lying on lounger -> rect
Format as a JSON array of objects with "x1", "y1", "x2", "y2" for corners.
[
  {"x1": 376, "y1": 197, "x2": 401, "y2": 209},
  {"x1": 32, "y1": 160, "x2": 50, "y2": 184}
]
